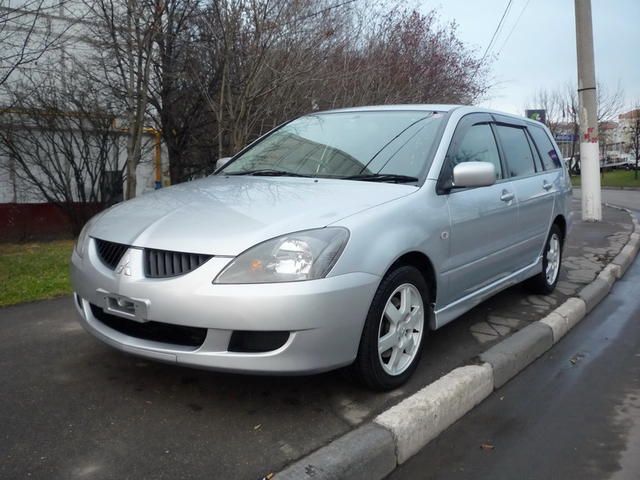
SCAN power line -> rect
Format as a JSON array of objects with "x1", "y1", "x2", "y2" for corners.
[
  {"x1": 495, "y1": 0, "x2": 531, "y2": 57},
  {"x1": 479, "y1": 0, "x2": 514, "y2": 64}
]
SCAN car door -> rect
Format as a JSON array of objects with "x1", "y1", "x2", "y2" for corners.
[
  {"x1": 439, "y1": 114, "x2": 520, "y2": 305},
  {"x1": 493, "y1": 117, "x2": 556, "y2": 268},
  {"x1": 528, "y1": 123, "x2": 565, "y2": 219}
]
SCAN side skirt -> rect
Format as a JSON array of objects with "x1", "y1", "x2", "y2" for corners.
[{"x1": 432, "y1": 258, "x2": 542, "y2": 330}]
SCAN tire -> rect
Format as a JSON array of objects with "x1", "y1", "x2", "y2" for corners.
[
  {"x1": 526, "y1": 224, "x2": 563, "y2": 295},
  {"x1": 352, "y1": 265, "x2": 430, "y2": 391}
]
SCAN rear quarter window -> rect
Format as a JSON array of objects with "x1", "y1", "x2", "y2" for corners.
[{"x1": 529, "y1": 126, "x2": 562, "y2": 170}]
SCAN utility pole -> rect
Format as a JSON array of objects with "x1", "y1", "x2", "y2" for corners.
[{"x1": 575, "y1": 0, "x2": 601, "y2": 221}]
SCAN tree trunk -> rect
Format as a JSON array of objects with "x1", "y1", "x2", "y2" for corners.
[
  {"x1": 168, "y1": 146, "x2": 184, "y2": 184},
  {"x1": 125, "y1": 118, "x2": 138, "y2": 199},
  {"x1": 125, "y1": 154, "x2": 137, "y2": 198}
]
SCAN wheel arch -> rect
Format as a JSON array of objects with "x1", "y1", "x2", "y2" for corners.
[
  {"x1": 552, "y1": 214, "x2": 567, "y2": 242},
  {"x1": 387, "y1": 251, "x2": 437, "y2": 310}
]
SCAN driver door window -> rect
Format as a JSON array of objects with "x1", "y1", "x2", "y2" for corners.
[{"x1": 451, "y1": 124, "x2": 503, "y2": 180}]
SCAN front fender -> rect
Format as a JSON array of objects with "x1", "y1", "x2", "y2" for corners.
[{"x1": 328, "y1": 183, "x2": 450, "y2": 309}]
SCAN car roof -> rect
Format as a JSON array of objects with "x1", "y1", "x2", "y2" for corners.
[
  {"x1": 316, "y1": 104, "x2": 545, "y2": 128},
  {"x1": 319, "y1": 104, "x2": 460, "y2": 114}
]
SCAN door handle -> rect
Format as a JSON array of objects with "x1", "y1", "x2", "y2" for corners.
[
  {"x1": 543, "y1": 181, "x2": 553, "y2": 191},
  {"x1": 500, "y1": 190, "x2": 515, "y2": 202}
]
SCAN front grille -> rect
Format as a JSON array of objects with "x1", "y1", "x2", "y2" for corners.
[
  {"x1": 90, "y1": 303, "x2": 207, "y2": 348},
  {"x1": 144, "y1": 248, "x2": 212, "y2": 278},
  {"x1": 95, "y1": 239, "x2": 129, "y2": 270}
]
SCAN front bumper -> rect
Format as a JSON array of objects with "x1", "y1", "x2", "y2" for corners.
[{"x1": 71, "y1": 239, "x2": 380, "y2": 374}]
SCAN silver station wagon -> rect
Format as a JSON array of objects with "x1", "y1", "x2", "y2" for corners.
[{"x1": 71, "y1": 105, "x2": 572, "y2": 390}]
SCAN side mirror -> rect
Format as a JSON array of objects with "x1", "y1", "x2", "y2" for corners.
[
  {"x1": 452, "y1": 161, "x2": 496, "y2": 188},
  {"x1": 216, "y1": 156, "x2": 232, "y2": 171}
]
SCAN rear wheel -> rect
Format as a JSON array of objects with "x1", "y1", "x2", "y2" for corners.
[
  {"x1": 526, "y1": 224, "x2": 563, "y2": 294},
  {"x1": 353, "y1": 265, "x2": 429, "y2": 390}
]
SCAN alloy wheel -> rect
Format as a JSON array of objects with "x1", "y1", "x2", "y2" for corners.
[
  {"x1": 377, "y1": 283, "x2": 425, "y2": 376},
  {"x1": 545, "y1": 233, "x2": 561, "y2": 285}
]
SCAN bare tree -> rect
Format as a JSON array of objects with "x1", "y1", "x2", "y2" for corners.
[
  {"x1": 84, "y1": 0, "x2": 163, "y2": 199},
  {"x1": 148, "y1": 0, "x2": 216, "y2": 184},
  {"x1": 0, "y1": 71, "x2": 122, "y2": 233},
  {"x1": 0, "y1": 0, "x2": 70, "y2": 89},
  {"x1": 528, "y1": 88, "x2": 565, "y2": 136},
  {"x1": 597, "y1": 81, "x2": 625, "y2": 123},
  {"x1": 529, "y1": 81, "x2": 625, "y2": 172},
  {"x1": 60, "y1": 0, "x2": 490, "y2": 186},
  {"x1": 172, "y1": 0, "x2": 365, "y2": 177},
  {"x1": 186, "y1": 1, "x2": 489, "y2": 176},
  {"x1": 197, "y1": 0, "x2": 337, "y2": 154}
]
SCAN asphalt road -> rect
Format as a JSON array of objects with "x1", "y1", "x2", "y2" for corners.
[
  {"x1": 0, "y1": 195, "x2": 633, "y2": 480},
  {"x1": 588, "y1": 187, "x2": 640, "y2": 212},
  {"x1": 390, "y1": 190, "x2": 640, "y2": 480}
]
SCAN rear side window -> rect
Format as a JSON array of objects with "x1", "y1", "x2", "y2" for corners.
[
  {"x1": 529, "y1": 126, "x2": 562, "y2": 170},
  {"x1": 450, "y1": 124, "x2": 503, "y2": 180},
  {"x1": 495, "y1": 125, "x2": 537, "y2": 178}
]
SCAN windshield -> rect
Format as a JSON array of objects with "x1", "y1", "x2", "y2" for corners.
[{"x1": 219, "y1": 111, "x2": 444, "y2": 182}]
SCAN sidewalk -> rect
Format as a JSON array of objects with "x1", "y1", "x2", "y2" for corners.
[{"x1": 466, "y1": 198, "x2": 633, "y2": 346}]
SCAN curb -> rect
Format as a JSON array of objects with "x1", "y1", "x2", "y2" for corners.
[
  {"x1": 276, "y1": 424, "x2": 396, "y2": 480},
  {"x1": 277, "y1": 206, "x2": 640, "y2": 479},
  {"x1": 540, "y1": 297, "x2": 586, "y2": 343},
  {"x1": 479, "y1": 322, "x2": 553, "y2": 389},
  {"x1": 573, "y1": 187, "x2": 640, "y2": 192},
  {"x1": 375, "y1": 364, "x2": 493, "y2": 464},
  {"x1": 602, "y1": 186, "x2": 640, "y2": 191},
  {"x1": 578, "y1": 277, "x2": 612, "y2": 313}
]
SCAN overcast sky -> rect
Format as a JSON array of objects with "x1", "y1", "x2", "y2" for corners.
[{"x1": 424, "y1": 0, "x2": 640, "y2": 116}]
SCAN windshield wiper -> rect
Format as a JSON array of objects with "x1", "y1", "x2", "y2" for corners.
[
  {"x1": 225, "y1": 169, "x2": 310, "y2": 177},
  {"x1": 343, "y1": 173, "x2": 419, "y2": 184}
]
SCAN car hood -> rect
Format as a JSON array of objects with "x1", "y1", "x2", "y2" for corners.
[{"x1": 90, "y1": 175, "x2": 417, "y2": 256}]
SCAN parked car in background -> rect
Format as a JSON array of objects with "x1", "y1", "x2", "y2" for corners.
[{"x1": 71, "y1": 105, "x2": 572, "y2": 390}]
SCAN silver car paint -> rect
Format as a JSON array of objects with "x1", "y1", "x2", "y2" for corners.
[
  {"x1": 89, "y1": 175, "x2": 419, "y2": 256},
  {"x1": 452, "y1": 161, "x2": 497, "y2": 188},
  {"x1": 71, "y1": 105, "x2": 572, "y2": 374},
  {"x1": 72, "y1": 247, "x2": 379, "y2": 373}
]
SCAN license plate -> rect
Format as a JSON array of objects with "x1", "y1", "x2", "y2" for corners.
[{"x1": 97, "y1": 289, "x2": 149, "y2": 323}]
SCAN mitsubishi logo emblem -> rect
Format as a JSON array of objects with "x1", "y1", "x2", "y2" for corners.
[{"x1": 115, "y1": 255, "x2": 132, "y2": 276}]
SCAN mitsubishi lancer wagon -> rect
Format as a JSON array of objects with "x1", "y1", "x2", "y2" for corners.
[{"x1": 71, "y1": 105, "x2": 572, "y2": 390}]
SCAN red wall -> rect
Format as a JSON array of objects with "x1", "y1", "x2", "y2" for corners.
[{"x1": 0, "y1": 203, "x2": 102, "y2": 242}]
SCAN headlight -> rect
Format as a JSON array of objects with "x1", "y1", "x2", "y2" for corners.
[
  {"x1": 214, "y1": 227, "x2": 349, "y2": 284},
  {"x1": 74, "y1": 216, "x2": 96, "y2": 258}
]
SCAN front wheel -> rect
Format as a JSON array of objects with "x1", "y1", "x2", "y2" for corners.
[
  {"x1": 352, "y1": 266, "x2": 429, "y2": 391},
  {"x1": 526, "y1": 224, "x2": 563, "y2": 294}
]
